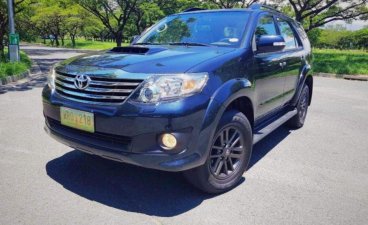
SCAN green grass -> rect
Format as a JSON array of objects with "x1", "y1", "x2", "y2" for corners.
[
  {"x1": 0, "y1": 50, "x2": 32, "y2": 79},
  {"x1": 313, "y1": 49, "x2": 368, "y2": 75},
  {"x1": 35, "y1": 38, "x2": 127, "y2": 50}
]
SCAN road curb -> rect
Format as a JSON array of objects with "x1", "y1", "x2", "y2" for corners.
[
  {"x1": 0, "y1": 70, "x2": 31, "y2": 85},
  {"x1": 314, "y1": 73, "x2": 367, "y2": 81},
  {"x1": 314, "y1": 73, "x2": 341, "y2": 79},
  {"x1": 343, "y1": 75, "x2": 368, "y2": 81}
]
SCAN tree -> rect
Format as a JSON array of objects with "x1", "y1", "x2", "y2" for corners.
[
  {"x1": 354, "y1": 28, "x2": 368, "y2": 49},
  {"x1": 31, "y1": 0, "x2": 70, "y2": 46},
  {"x1": 287, "y1": 0, "x2": 368, "y2": 32},
  {"x1": 77, "y1": 0, "x2": 140, "y2": 47},
  {"x1": 131, "y1": 1, "x2": 164, "y2": 35},
  {"x1": 64, "y1": 5, "x2": 96, "y2": 47},
  {"x1": 206, "y1": 0, "x2": 258, "y2": 8}
]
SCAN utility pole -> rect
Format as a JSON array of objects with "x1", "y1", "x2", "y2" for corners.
[{"x1": 7, "y1": 0, "x2": 20, "y2": 62}]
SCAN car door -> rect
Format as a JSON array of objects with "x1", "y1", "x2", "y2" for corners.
[
  {"x1": 275, "y1": 17, "x2": 304, "y2": 105},
  {"x1": 252, "y1": 13, "x2": 286, "y2": 119}
]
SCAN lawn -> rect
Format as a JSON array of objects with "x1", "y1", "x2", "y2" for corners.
[
  {"x1": 313, "y1": 49, "x2": 368, "y2": 75},
  {"x1": 0, "y1": 50, "x2": 32, "y2": 79}
]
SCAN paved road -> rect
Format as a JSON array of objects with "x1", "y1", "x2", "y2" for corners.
[{"x1": 1, "y1": 46, "x2": 368, "y2": 225}]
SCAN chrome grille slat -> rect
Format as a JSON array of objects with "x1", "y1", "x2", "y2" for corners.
[
  {"x1": 54, "y1": 72, "x2": 142, "y2": 104},
  {"x1": 56, "y1": 75, "x2": 140, "y2": 87},
  {"x1": 90, "y1": 80, "x2": 141, "y2": 87},
  {"x1": 56, "y1": 86, "x2": 127, "y2": 100},
  {"x1": 55, "y1": 80, "x2": 134, "y2": 93},
  {"x1": 56, "y1": 74, "x2": 75, "y2": 82}
]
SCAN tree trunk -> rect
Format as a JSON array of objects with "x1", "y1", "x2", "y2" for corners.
[
  {"x1": 61, "y1": 37, "x2": 64, "y2": 47},
  {"x1": 55, "y1": 35, "x2": 60, "y2": 47},
  {"x1": 0, "y1": 32, "x2": 5, "y2": 62},
  {"x1": 115, "y1": 31, "x2": 123, "y2": 47},
  {"x1": 70, "y1": 35, "x2": 76, "y2": 48},
  {"x1": 0, "y1": 44, "x2": 5, "y2": 62}
]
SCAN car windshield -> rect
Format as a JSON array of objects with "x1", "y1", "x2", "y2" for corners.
[{"x1": 136, "y1": 11, "x2": 250, "y2": 47}]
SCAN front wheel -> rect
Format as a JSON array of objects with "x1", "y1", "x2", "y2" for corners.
[
  {"x1": 183, "y1": 110, "x2": 252, "y2": 194},
  {"x1": 287, "y1": 85, "x2": 310, "y2": 129}
]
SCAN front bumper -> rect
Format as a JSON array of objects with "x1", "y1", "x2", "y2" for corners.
[{"x1": 43, "y1": 86, "x2": 213, "y2": 172}]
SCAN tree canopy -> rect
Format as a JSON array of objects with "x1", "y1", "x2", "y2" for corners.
[{"x1": 0, "y1": 0, "x2": 367, "y2": 61}]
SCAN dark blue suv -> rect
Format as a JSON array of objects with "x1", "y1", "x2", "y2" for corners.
[{"x1": 43, "y1": 4, "x2": 313, "y2": 193}]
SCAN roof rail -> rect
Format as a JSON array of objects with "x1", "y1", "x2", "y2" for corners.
[
  {"x1": 249, "y1": 3, "x2": 282, "y2": 14},
  {"x1": 183, "y1": 7, "x2": 205, "y2": 12}
]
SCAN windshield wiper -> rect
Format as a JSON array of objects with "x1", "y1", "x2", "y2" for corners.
[{"x1": 168, "y1": 42, "x2": 211, "y2": 47}]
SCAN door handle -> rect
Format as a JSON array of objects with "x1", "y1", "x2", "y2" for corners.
[{"x1": 280, "y1": 62, "x2": 287, "y2": 68}]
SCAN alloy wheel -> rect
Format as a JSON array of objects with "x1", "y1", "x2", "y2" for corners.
[
  {"x1": 298, "y1": 88, "x2": 309, "y2": 123},
  {"x1": 209, "y1": 126, "x2": 245, "y2": 179}
]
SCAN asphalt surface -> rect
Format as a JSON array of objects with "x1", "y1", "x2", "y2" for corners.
[{"x1": 0, "y1": 45, "x2": 368, "y2": 225}]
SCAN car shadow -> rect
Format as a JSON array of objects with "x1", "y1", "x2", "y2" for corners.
[
  {"x1": 250, "y1": 125, "x2": 291, "y2": 169},
  {"x1": 45, "y1": 125, "x2": 291, "y2": 217}
]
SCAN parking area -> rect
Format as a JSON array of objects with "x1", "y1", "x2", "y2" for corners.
[{"x1": 0, "y1": 46, "x2": 368, "y2": 225}]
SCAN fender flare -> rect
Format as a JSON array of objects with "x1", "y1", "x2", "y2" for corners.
[
  {"x1": 291, "y1": 63, "x2": 313, "y2": 106},
  {"x1": 195, "y1": 78, "x2": 254, "y2": 166}
]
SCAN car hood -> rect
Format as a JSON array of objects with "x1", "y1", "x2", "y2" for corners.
[{"x1": 59, "y1": 45, "x2": 235, "y2": 74}]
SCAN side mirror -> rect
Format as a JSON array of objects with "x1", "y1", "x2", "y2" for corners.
[
  {"x1": 130, "y1": 35, "x2": 140, "y2": 44},
  {"x1": 256, "y1": 35, "x2": 285, "y2": 53}
]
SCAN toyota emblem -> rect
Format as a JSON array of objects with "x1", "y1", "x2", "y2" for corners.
[{"x1": 74, "y1": 74, "x2": 91, "y2": 90}]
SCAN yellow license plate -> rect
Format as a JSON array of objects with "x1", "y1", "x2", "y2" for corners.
[{"x1": 60, "y1": 107, "x2": 95, "y2": 133}]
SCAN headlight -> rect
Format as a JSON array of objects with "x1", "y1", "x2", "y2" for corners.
[
  {"x1": 47, "y1": 67, "x2": 56, "y2": 89},
  {"x1": 134, "y1": 73, "x2": 208, "y2": 103}
]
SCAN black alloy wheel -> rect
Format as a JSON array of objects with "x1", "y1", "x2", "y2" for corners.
[{"x1": 209, "y1": 126, "x2": 246, "y2": 180}]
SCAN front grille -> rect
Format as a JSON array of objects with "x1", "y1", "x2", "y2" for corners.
[{"x1": 54, "y1": 71, "x2": 143, "y2": 104}]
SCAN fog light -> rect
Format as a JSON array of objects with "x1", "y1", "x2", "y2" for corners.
[{"x1": 161, "y1": 133, "x2": 177, "y2": 150}]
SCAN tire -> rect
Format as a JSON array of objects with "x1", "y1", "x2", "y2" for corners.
[
  {"x1": 183, "y1": 110, "x2": 253, "y2": 194},
  {"x1": 287, "y1": 85, "x2": 310, "y2": 129}
]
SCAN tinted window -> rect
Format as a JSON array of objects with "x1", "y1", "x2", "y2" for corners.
[
  {"x1": 294, "y1": 22, "x2": 307, "y2": 39},
  {"x1": 255, "y1": 15, "x2": 277, "y2": 39},
  {"x1": 137, "y1": 12, "x2": 250, "y2": 47},
  {"x1": 277, "y1": 18, "x2": 298, "y2": 49}
]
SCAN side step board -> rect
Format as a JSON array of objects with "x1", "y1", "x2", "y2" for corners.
[{"x1": 253, "y1": 110, "x2": 297, "y2": 145}]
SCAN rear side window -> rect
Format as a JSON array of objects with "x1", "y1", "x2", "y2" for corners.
[
  {"x1": 295, "y1": 22, "x2": 308, "y2": 39},
  {"x1": 276, "y1": 18, "x2": 298, "y2": 50},
  {"x1": 255, "y1": 15, "x2": 277, "y2": 39}
]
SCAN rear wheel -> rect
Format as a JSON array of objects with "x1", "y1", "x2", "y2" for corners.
[
  {"x1": 287, "y1": 85, "x2": 310, "y2": 129},
  {"x1": 184, "y1": 110, "x2": 252, "y2": 194}
]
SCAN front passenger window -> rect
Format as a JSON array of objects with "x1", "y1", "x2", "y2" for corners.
[{"x1": 255, "y1": 15, "x2": 277, "y2": 40}]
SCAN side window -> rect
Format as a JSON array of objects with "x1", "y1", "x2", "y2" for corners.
[
  {"x1": 276, "y1": 18, "x2": 298, "y2": 49},
  {"x1": 295, "y1": 22, "x2": 307, "y2": 40},
  {"x1": 255, "y1": 15, "x2": 277, "y2": 41}
]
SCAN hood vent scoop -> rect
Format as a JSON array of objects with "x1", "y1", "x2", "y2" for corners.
[{"x1": 109, "y1": 46, "x2": 166, "y2": 55}]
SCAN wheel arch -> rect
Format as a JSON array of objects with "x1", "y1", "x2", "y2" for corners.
[
  {"x1": 291, "y1": 63, "x2": 313, "y2": 106},
  {"x1": 305, "y1": 75, "x2": 313, "y2": 105},
  {"x1": 195, "y1": 79, "x2": 255, "y2": 167},
  {"x1": 201, "y1": 78, "x2": 255, "y2": 131}
]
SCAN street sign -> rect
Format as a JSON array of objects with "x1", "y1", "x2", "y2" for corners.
[
  {"x1": 9, "y1": 33, "x2": 19, "y2": 45},
  {"x1": 8, "y1": 33, "x2": 20, "y2": 62}
]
